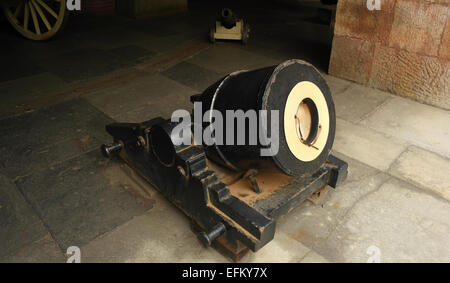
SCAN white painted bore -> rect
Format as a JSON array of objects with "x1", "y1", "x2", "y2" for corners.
[{"x1": 284, "y1": 81, "x2": 330, "y2": 162}]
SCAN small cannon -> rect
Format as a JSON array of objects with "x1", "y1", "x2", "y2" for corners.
[
  {"x1": 101, "y1": 59, "x2": 347, "y2": 261},
  {"x1": 220, "y1": 8, "x2": 238, "y2": 29},
  {"x1": 209, "y1": 8, "x2": 250, "y2": 44}
]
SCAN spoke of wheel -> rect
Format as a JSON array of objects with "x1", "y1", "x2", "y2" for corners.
[
  {"x1": 24, "y1": 3, "x2": 30, "y2": 31},
  {"x1": 35, "y1": 0, "x2": 58, "y2": 19},
  {"x1": 31, "y1": 0, "x2": 51, "y2": 31},
  {"x1": 13, "y1": 2, "x2": 24, "y2": 19},
  {"x1": 28, "y1": 2, "x2": 41, "y2": 35}
]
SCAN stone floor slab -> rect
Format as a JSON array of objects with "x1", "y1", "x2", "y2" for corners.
[
  {"x1": 186, "y1": 45, "x2": 280, "y2": 74},
  {"x1": 136, "y1": 32, "x2": 206, "y2": 54},
  {"x1": 3, "y1": 233, "x2": 65, "y2": 263},
  {"x1": 81, "y1": 182, "x2": 311, "y2": 263},
  {"x1": 298, "y1": 251, "x2": 329, "y2": 263},
  {"x1": 86, "y1": 74, "x2": 196, "y2": 121},
  {"x1": 0, "y1": 99, "x2": 113, "y2": 178},
  {"x1": 108, "y1": 45, "x2": 156, "y2": 65},
  {"x1": 278, "y1": 152, "x2": 390, "y2": 258},
  {"x1": 61, "y1": 14, "x2": 134, "y2": 38},
  {"x1": 333, "y1": 84, "x2": 392, "y2": 122},
  {"x1": 0, "y1": 173, "x2": 47, "y2": 260},
  {"x1": 0, "y1": 44, "x2": 44, "y2": 83},
  {"x1": 13, "y1": 32, "x2": 84, "y2": 62},
  {"x1": 15, "y1": 151, "x2": 153, "y2": 250},
  {"x1": 390, "y1": 146, "x2": 450, "y2": 202},
  {"x1": 322, "y1": 73, "x2": 352, "y2": 97},
  {"x1": 360, "y1": 96, "x2": 450, "y2": 158},
  {"x1": 37, "y1": 48, "x2": 126, "y2": 83},
  {"x1": 324, "y1": 178, "x2": 450, "y2": 262},
  {"x1": 0, "y1": 72, "x2": 67, "y2": 99},
  {"x1": 241, "y1": 231, "x2": 311, "y2": 263},
  {"x1": 113, "y1": 92, "x2": 193, "y2": 122},
  {"x1": 161, "y1": 61, "x2": 225, "y2": 92},
  {"x1": 334, "y1": 118, "x2": 408, "y2": 171},
  {"x1": 73, "y1": 27, "x2": 150, "y2": 51},
  {"x1": 80, "y1": 192, "x2": 227, "y2": 263}
]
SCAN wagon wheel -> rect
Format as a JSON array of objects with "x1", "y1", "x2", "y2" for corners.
[{"x1": 1, "y1": 0, "x2": 68, "y2": 41}]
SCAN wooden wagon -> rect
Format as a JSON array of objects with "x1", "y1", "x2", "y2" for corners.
[{"x1": 2, "y1": 0, "x2": 68, "y2": 40}]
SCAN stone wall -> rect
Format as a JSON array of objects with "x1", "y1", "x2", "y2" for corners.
[{"x1": 329, "y1": 0, "x2": 449, "y2": 109}]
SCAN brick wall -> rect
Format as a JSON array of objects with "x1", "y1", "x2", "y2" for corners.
[
  {"x1": 329, "y1": 0, "x2": 450, "y2": 109},
  {"x1": 82, "y1": 0, "x2": 115, "y2": 15}
]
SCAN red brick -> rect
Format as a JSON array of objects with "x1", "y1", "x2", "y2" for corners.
[
  {"x1": 83, "y1": 0, "x2": 115, "y2": 15},
  {"x1": 334, "y1": 0, "x2": 396, "y2": 44},
  {"x1": 389, "y1": 0, "x2": 448, "y2": 56},
  {"x1": 329, "y1": 35, "x2": 375, "y2": 84}
]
